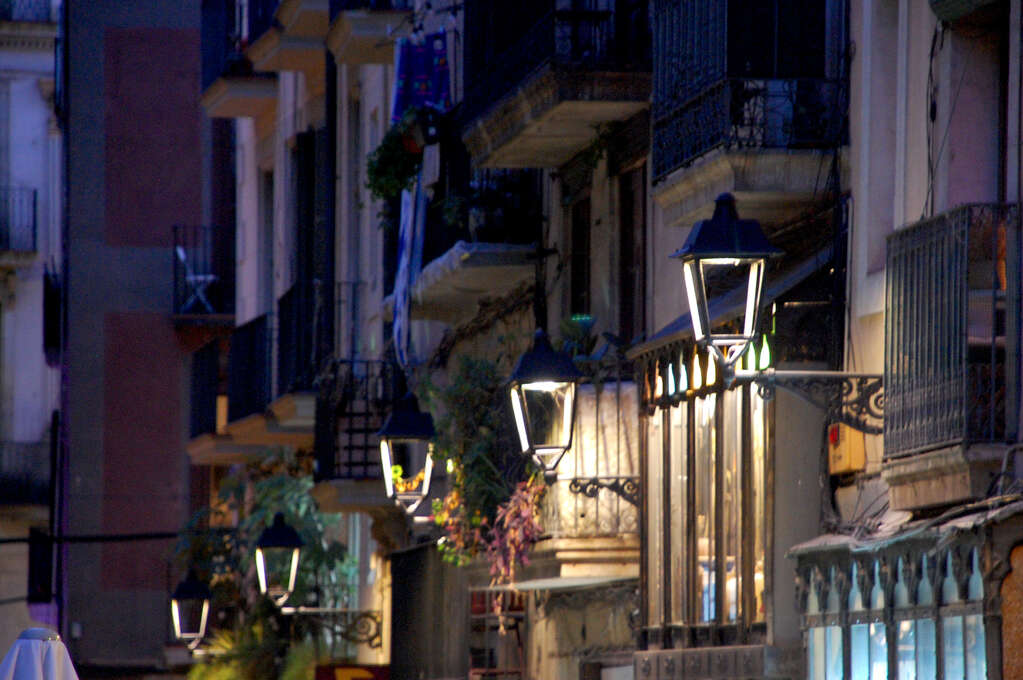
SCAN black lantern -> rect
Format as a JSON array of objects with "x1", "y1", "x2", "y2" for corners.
[
  {"x1": 378, "y1": 393, "x2": 436, "y2": 514},
  {"x1": 255, "y1": 512, "x2": 303, "y2": 606},
  {"x1": 508, "y1": 328, "x2": 584, "y2": 473},
  {"x1": 672, "y1": 193, "x2": 782, "y2": 369},
  {"x1": 171, "y1": 569, "x2": 211, "y2": 644}
]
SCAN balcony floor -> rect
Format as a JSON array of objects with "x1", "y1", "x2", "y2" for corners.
[
  {"x1": 463, "y1": 64, "x2": 650, "y2": 168},
  {"x1": 201, "y1": 74, "x2": 277, "y2": 119}
]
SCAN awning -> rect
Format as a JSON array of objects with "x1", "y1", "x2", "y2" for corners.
[
  {"x1": 477, "y1": 575, "x2": 637, "y2": 593},
  {"x1": 382, "y1": 240, "x2": 536, "y2": 324},
  {"x1": 626, "y1": 244, "x2": 834, "y2": 362}
]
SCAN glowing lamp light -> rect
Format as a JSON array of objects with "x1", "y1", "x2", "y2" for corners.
[
  {"x1": 378, "y1": 392, "x2": 436, "y2": 514},
  {"x1": 508, "y1": 328, "x2": 584, "y2": 473},
  {"x1": 255, "y1": 512, "x2": 303, "y2": 606},
  {"x1": 171, "y1": 569, "x2": 211, "y2": 643},
  {"x1": 672, "y1": 194, "x2": 782, "y2": 369}
]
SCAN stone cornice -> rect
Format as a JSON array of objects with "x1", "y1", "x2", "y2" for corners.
[{"x1": 0, "y1": 21, "x2": 57, "y2": 51}]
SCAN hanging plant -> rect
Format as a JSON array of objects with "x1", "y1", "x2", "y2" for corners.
[{"x1": 366, "y1": 107, "x2": 437, "y2": 202}]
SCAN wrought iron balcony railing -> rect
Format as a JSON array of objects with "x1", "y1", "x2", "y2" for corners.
[
  {"x1": 228, "y1": 313, "x2": 271, "y2": 422},
  {"x1": 314, "y1": 359, "x2": 403, "y2": 481},
  {"x1": 461, "y1": 4, "x2": 651, "y2": 127},
  {"x1": 652, "y1": 77, "x2": 848, "y2": 181},
  {"x1": 0, "y1": 186, "x2": 36, "y2": 252},
  {"x1": 0, "y1": 0, "x2": 51, "y2": 22},
  {"x1": 173, "y1": 225, "x2": 234, "y2": 316},
  {"x1": 202, "y1": 0, "x2": 264, "y2": 91},
  {"x1": 885, "y1": 203, "x2": 1020, "y2": 459}
]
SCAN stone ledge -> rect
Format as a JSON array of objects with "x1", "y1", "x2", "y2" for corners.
[{"x1": 882, "y1": 443, "x2": 1009, "y2": 511}]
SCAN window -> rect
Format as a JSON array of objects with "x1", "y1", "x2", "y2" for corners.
[
  {"x1": 802, "y1": 548, "x2": 988, "y2": 680},
  {"x1": 643, "y1": 360, "x2": 769, "y2": 635},
  {"x1": 469, "y1": 590, "x2": 525, "y2": 679},
  {"x1": 570, "y1": 197, "x2": 591, "y2": 316}
]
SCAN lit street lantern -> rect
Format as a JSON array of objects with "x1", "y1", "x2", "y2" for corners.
[
  {"x1": 171, "y1": 569, "x2": 211, "y2": 645},
  {"x1": 508, "y1": 328, "x2": 584, "y2": 474},
  {"x1": 378, "y1": 392, "x2": 436, "y2": 514},
  {"x1": 255, "y1": 512, "x2": 303, "y2": 606},
  {"x1": 672, "y1": 193, "x2": 781, "y2": 371}
]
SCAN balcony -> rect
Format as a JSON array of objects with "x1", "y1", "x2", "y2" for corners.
[
  {"x1": 325, "y1": 0, "x2": 412, "y2": 65},
  {"x1": 650, "y1": 0, "x2": 848, "y2": 226},
  {"x1": 200, "y1": 0, "x2": 276, "y2": 120},
  {"x1": 0, "y1": 186, "x2": 36, "y2": 269},
  {"x1": 461, "y1": 2, "x2": 651, "y2": 168},
  {"x1": 883, "y1": 204, "x2": 1021, "y2": 510},
  {"x1": 245, "y1": 0, "x2": 329, "y2": 80},
  {"x1": 383, "y1": 169, "x2": 544, "y2": 325},
  {"x1": 311, "y1": 359, "x2": 403, "y2": 512},
  {"x1": 172, "y1": 225, "x2": 235, "y2": 326}
]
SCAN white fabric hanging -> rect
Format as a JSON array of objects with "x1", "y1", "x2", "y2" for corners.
[{"x1": 0, "y1": 629, "x2": 78, "y2": 680}]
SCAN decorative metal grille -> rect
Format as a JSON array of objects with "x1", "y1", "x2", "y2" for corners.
[
  {"x1": 314, "y1": 359, "x2": 403, "y2": 480},
  {"x1": 885, "y1": 203, "x2": 1019, "y2": 459},
  {"x1": 652, "y1": 78, "x2": 847, "y2": 181},
  {"x1": 543, "y1": 376, "x2": 639, "y2": 539}
]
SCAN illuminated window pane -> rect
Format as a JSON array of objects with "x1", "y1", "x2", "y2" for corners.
[
  {"x1": 965, "y1": 614, "x2": 986, "y2": 680},
  {"x1": 669, "y1": 404, "x2": 686, "y2": 623},
  {"x1": 897, "y1": 621, "x2": 915, "y2": 680},
  {"x1": 851, "y1": 623, "x2": 869, "y2": 680},
  {"x1": 751, "y1": 386, "x2": 766, "y2": 622},
  {"x1": 916, "y1": 620, "x2": 936, "y2": 680},
  {"x1": 646, "y1": 413, "x2": 663, "y2": 625},
  {"x1": 722, "y1": 389, "x2": 741, "y2": 622},
  {"x1": 870, "y1": 622, "x2": 887, "y2": 680},
  {"x1": 943, "y1": 616, "x2": 964, "y2": 680},
  {"x1": 826, "y1": 626, "x2": 844, "y2": 680},
  {"x1": 695, "y1": 394, "x2": 716, "y2": 621}
]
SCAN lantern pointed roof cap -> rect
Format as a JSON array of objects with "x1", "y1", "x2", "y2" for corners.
[
  {"x1": 173, "y1": 568, "x2": 212, "y2": 601},
  {"x1": 671, "y1": 193, "x2": 783, "y2": 261},
  {"x1": 377, "y1": 392, "x2": 436, "y2": 440},
  {"x1": 508, "y1": 328, "x2": 584, "y2": 386},
  {"x1": 256, "y1": 512, "x2": 304, "y2": 550}
]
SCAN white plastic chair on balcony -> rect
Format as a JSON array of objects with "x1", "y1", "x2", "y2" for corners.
[{"x1": 176, "y1": 246, "x2": 217, "y2": 313}]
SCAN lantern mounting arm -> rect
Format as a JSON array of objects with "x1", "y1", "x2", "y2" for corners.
[
  {"x1": 735, "y1": 368, "x2": 884, "y2": 435},
  {"x1": 567, "y1": 475, "x2": 640, "y2": 506},
  {"x1": 278, "y1": 607, "x2": 383, "y2": 648}
]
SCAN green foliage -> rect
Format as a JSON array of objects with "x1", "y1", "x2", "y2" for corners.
[
  {"x1": 425, "y1": 356, "x2": 528, "y2": 564},
  {"x1": 366, "y1": 107, "x2": 426, "y2": 202},
  {"x1": 176, "y1": 448, "x2": 356, "y2": 679},
  {"x1": 559, "y1": 314, "x2": 597, "y2": 358}
]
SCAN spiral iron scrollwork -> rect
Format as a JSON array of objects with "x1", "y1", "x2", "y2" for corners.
[
  {"x1": 757, "y1": 373, "x2": 883, "y2": 435},
  {"x1": 568, "y1": 476, "x2": 640, "y2": 506}
]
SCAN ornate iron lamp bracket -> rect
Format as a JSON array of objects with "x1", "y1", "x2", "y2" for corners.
[
  {"x1": 747, "y1": 370, "x2": 884, "y2": 435},
  {"x1": 280, "y1": 607, "x2": 383, "y2": 648},
  {"x1": 567, "y1": 476, "x2": 640, "y2": 506}
]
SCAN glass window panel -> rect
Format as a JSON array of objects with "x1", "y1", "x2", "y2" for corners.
[
  {"x1": 826, "y1": 625, "x2": 844, "y2": 680},
  {"x1": 916, "y1": 619, "x2": 936, "y2": 680},
  {"x1": 695, "y1": 394, "x2": 716, "y2": 621},
  {"x1": 897, "y1": 621, "x2": 915, "y2": 680},
  {"x1": 646, "y1": 413, "x2": 663, "y2": 626},
  {"x1": 851, "y1": 623, "x2": 869, "y2": 680},
  {"x1": 669, "y1": 404, "x2": 686, "y2": 623},
  {"x1": 751, "y1": 386, "x2": 766, "y2": 621},
  {"x1": 965, "y1": 614, "x2": 986, "y2": 680},
  {"x1": 870, "y1": 622, "x2": 887, "y2": 680},
  {"x1": 520, "y1": 381, "x2": 576, "y2": 463},
  {"x1": 722, "y1": 389, "x2": 741, "y2": 622},
  {"x1": 810, "y1": 627, "x2": 827, "y2": 680},
  {"x1": 943, "y1": 615, "x2": 964, "y2": 680}
]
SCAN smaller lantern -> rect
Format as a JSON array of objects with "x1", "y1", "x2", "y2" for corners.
[
  {"x1": 378, "y1": 392, "x2": 436, "y2": 514},
  {"x1": 672, "y1": 193, "x2": 782, "y2": 370},
  {"x1": 171, "y1": 569, "x2": 211, "y2": 644},
  {"x1": 255, "y1": 512, "x2": 303, "y2": 606},
  {"x1": 508, "y1": 328, "x2": 584, "y2": 473}
]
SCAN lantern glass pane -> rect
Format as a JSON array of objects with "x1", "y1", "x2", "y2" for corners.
[
  {"x1": 256, "y1": 546, "x2": 300, "y2": 605},
  {"x1": 171, "y1": 597, "x2": 209, "y2": 640},
  {"x1": 387, "y1": 438, "x2": 432, "y2": 501},
  {"x1": 380, "y1": 440, "x2": 394, "y2": 498},
  {"x1": 683, "y1": 261, "x2": 705, "y2": 341},
  {"x1": 698, "y1": 258, "x2": 765, "y2": 348},
  {"x1": 521, "y1": 380, "x2": 575, "y2": 463},
  {"x1": 510, "y1": 387, "x2": 530, "y2": 453}
]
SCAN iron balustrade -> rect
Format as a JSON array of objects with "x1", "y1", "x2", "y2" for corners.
[
  {"x1": 228, "y1": 313, "x2": 271, "y2": 422},
  {"x1": 652, "y1": 78, "x2": 848, "y2": 181},
  {"x1": 0, "y1": 0, "x2": 50, "y2": 22},
  {"x1": 885, "y1": 204, "x2": 1020, "y2": 459},
  {"x1": 314, "y1": 359, "x2": 403, "y2": 480},
  {"x1": 173, "y1": 225, "x2": 235, "y2": 315},
  {"x1": 461, "y1": 3, "x2": 651, "y2": 127},
  {"x1": 0, "y1": 186, "x2": 36, "y2": 252},
  {"x1": 201, "y1": 0, "x2": 257, "y2": 91}
]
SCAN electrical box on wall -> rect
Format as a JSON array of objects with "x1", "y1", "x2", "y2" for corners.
[{"x1": 828, "y1": 423, "x2": 866, "y2": 475}]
